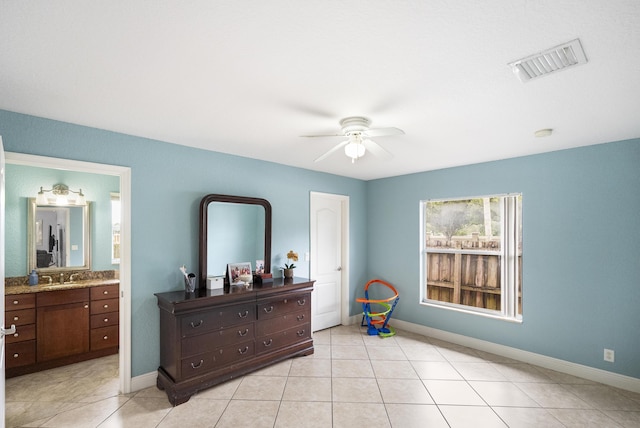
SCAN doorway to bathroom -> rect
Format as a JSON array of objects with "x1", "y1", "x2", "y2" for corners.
[{"x1": 4, "y1": 152, "x2": 132, "y2": 394}]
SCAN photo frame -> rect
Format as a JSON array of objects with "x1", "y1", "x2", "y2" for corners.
[
  {"x1": 255, "y1": 259, "x2": 265, "y2": 275},
  {"x1": 227, "y1": 262, "x2": 253, "y2": 285}
]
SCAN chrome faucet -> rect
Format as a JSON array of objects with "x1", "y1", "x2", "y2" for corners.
[
  {"x1": 69, "y1": 273, "x2": 80, "y2": 282},
  {"x1": 41, "y1": 275, "x2": 52, "y2": 285}
]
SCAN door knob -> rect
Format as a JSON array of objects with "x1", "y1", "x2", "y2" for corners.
[{"x1": 337, "y1": 266, "x2": 342, "y2": 271}]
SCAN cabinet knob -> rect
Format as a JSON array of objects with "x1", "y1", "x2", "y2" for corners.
[
  {"x1": 13, "y1": 300, "x2": 18, "y2": 305},
  {"x1": 84, "y1": 304, "x2": 89, "y2": 309},
  {"x1": 104, "y1": 318, "x2": 109, "y2": 323},
  {"x1": 103, "y1": 304, "x2": 109, "y2": 309},
  {"x1": 103, "y1": 291, "x2": 109, "y2": 295},
  {"x1": 103, "y1": 335, "x2": 109, "y2": 340},
  {"x1": 14, "y1": 333, "x2": 19, "y2": 337},
  {"x1": 13, "y1": 353, "x2": 19, "y2": 358},
  {"x1": 13, "y1": 316, "x2": 18, "y2": 321}
]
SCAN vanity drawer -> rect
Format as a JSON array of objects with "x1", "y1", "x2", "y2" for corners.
[
  {"x1": 5, "y1": 294, "x2": 36, "y2": 310},
  {"x1": 180, "y1": 340, "x2": 255, "y2": 379},
  {"x1": 180, "y1": 303, "x2": 256, "y2": 337},
  {"x1": 91, "y1": 325, "x2": 119, "y2": 350},
  {"x1": 255, "y1": 309, "x2": 309, "y2": 336},
  {"x1": 91, "y1": 284, "x2": 119, "y2": 300},
  {"x1": 257, "y1": 292, "x2": 310, "y2": 320},
  {"x1": 5, "y1": 323, "x2": 36, "y2": 343},
  {"x1": 256, "y1": 323, "x2": 311, "y2": 355},
  {"x1": 182, "y1": 322, "x2": 255, "y2": 356},
  {"x1": 90, "y1": 298, "x2": 119, "y2": 314},
  {"x1": 91, "y1": 311, "x2": 119, "y2": 328},
  {"x1": 38, "y1": 288, "x2": 90, "y2": 306},
  {"x1": 5, "y1": 309, "x2": 36, "y2": 326},
  {"x1": 6, "y1": 341, "x2": 36, "y2": 368}
]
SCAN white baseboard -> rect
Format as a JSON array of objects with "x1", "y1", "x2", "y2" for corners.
[
  {"x1": 349, "y1": 316, "x2": 640, "y2": 394},
  {"x1": 130, "y1": 370, "x2": 157, "y2": 393}
]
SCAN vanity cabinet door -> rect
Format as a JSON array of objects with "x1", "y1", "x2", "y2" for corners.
[{"x1": 37, "y1": 301, "x2": 90, "y2": 361}]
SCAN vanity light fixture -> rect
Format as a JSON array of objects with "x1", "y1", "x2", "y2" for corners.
[{"x1": 36, "y1": 183, "x2": 86, "y2": 206}]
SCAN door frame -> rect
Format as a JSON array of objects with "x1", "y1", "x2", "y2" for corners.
[
  {"x1": 5, "y1": 152, "x2": 132, "y2": 394},
  {"x1": 309, "y1": 191, "x2": 350, "y2": 328}
]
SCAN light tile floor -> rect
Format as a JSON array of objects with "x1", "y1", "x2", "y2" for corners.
[{"x1": 6, "y1": 324, "x2": 640, "y2": 427}]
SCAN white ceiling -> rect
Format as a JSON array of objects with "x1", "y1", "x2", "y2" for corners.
[{"x1": 1, "y1": 1, "x2": 639, "y2": 180}]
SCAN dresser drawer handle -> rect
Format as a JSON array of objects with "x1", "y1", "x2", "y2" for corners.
[
  {"x1": 297, "y1": 299, "x2": 306, "y2": 306},
  {"x1": 13, "y1": 353, "x2": 19, "y2": 358},
  {"x1": 103, "y1": 290, "x2": 109, "y2": 295},
  {"x1": 238, "y1": 346, "x2": 249, "y2": 355},
  {"x1": 297, "y1": 314, "x2": 305, "y2": 321},
  {"x1": 189, "y1": 320, "x2": 204, "y2": 328},
  {"x1": 13, "y1": 300, "x2": 19, "y2": 305},
  {"x1": 263, "y1": 339, "x2": 273, "y2": 347},
  {"x1": 103, "y1": 304, "x2": 109, "y2": 309},
  {"x1": 13, "y1": 316, "x2": 18, "y2": 321},
  {"x1": 104, "y1": 318, "x2": 109, "y2": 323},
  {"x1": 263, "y1": 306, "x2": 274, "y2": 314},
  {"x1": 14, "y1": 333, "x2": 19, "y2": 338},
  {"x1": 191, "y1": 359, "x2": 204, "y2": 369},
  {"x1": 103, "y1": 335, "x2": 109, "y2": 340},
  {"x1": 297, "y1": 329, "x2": 306, "y2": 337},
  {"x1": 238, "y1": 328, "x2": 249, "y2": 337},
  {"x1": 84, "y1": 304, "x2": 89, "y2": 309},
  {"x1": 238, "y1": 310, "x2": 249, "y2": 318}
]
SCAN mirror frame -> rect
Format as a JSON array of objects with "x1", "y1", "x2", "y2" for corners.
[
  {"x1": 199, "y1": 194, "x2": 272, "y2": 288},
  {"x1": 27, "y1": 197, "x2": 92, "y2": 273}
]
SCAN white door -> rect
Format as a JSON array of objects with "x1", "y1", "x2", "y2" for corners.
[
  {"x1": 0, "y1": 136, "x2": 11, "y2": 422},
  {"x1": 310, "y1": 192, "x2": 347, "y2": 331}
]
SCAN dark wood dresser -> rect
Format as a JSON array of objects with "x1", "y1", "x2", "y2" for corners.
[{"x1": 155, "y1": 277, "x2": 314, "y2": 405}]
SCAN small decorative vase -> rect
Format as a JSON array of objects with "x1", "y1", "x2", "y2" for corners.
[{"x1": 283, "y1": 268, "x2": 294, "y2": 279}]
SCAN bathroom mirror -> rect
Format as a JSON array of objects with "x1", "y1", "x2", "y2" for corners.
[
  {"x1": 199, "y1": 194, "x2": 271, "y2": 287},
  {"x1": 27, "y1": 198, "x2": 92, "y2": 273}
]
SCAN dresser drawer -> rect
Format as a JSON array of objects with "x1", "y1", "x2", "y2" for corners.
[
  {"x1": 5, "y1": 294, "x2": 36, "y2": 310},
  {"x1": 38, "y1": 288, "x2": 89, "y2": 306},
  {"x1": 180, "y1": 340, "x2": 255, "y2": 379},
  {"x1": 5, "y1": 323, "x2": 36, "y2": 343},
  {"x1": 180, "y1": 303, "x2": 256, "y2": 337},
  {"x1": 255, "y1": 309, "x2": 309, "y2": 336},
  {"x1": 91, "y1": 325, "x2": 119, "y2": 350},
  {"x1": 6, "y1": 341, "x2": 36, "y2": 368},
  {"x1": 182, "y1": 322, "x2": 255, "y2": 356},
  {"x1": 91, "y1": 311, "x2": 119, "y2": 328},
  {"x1": 5, "y1": 308, "x2": 36, "y2": 326},
  {"x1": 90, "y1": 298, "x2": 118, "y2": 314},
  {"x1": 91, "y1": 284, "x2": 119, "y2": 300},
  {"x1": 256, "y1": 323, "x2": 311, "y2": 355},
  {"x1": 257, "y1": 292, "x2": 310, "y2": 320}
]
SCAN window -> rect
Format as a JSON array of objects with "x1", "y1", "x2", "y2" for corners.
[
  {"x1": 111, "y1": 192, "x2": 121, "y2": 264},
  {"x1": 420, "y1": 194, "x2": 522, "y2": 321}
]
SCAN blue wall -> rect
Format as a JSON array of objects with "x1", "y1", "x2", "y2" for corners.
[
  {"x1": 367, "y1": 139, "x2": 640, "y2": 379},
  {"x1": 5, "y1": 164, "x2": 120, "y2": 276},
  {"x1": 2, "y1": 109, "x2": 638, "y2": 380},
  {"x1": 0, "y1": 109, "x2": 368, "y2": 377}
]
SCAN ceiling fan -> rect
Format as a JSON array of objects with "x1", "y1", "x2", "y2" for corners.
[{"x1": 303, "y1": 116, "x2": 404, "y2": 163}]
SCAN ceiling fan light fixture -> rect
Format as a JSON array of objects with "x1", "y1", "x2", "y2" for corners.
[{"x1": 344, "y1": 141, "x2": 365, "y2": 163}]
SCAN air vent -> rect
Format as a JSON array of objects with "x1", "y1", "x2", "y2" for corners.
[{"x1": 508, "y1": 39, "x2": 587, "y2": 83}]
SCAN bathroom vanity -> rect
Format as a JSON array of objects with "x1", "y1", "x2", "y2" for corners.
[
  {"x1": 4, "y1": 279, "x2": 120, "y2": 378},
  {"x1": 155, "y1": 277, "x2": 314, "y2": 406}
]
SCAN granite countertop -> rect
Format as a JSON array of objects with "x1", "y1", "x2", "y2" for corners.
[{"x1": 5, "y1": 279, "x2": 120, "y2": 295}]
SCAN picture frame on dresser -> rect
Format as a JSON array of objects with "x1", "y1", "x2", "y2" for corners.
[{"x1": 227, "y1": 262, "x2": 252, "y2": 286}]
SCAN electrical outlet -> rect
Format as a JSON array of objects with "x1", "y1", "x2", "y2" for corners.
[{"x1": 604, "y1": 348, "x2": 615, "y2": 363}]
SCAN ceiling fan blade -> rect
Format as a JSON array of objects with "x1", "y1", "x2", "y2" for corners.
[
  {"x1": 314, "y1": 140, "x2": 349, "y2": 162},
  {"x1": 364, "y1": 127, "x2": 405, "y2": 137},
  {"x1": 363, "y1": 139, "x2": 393, "y2": 160},
  {"x1": 301, "y1": 133, "x2": 344, "y2": 138}
]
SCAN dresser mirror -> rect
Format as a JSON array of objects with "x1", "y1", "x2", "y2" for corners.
[
  {"x1": 199, "y1": 194, "x2": 272, "y2": 287},
  {"x1": 27, "y1": 197, "x2": 92, "y2": 273}
]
